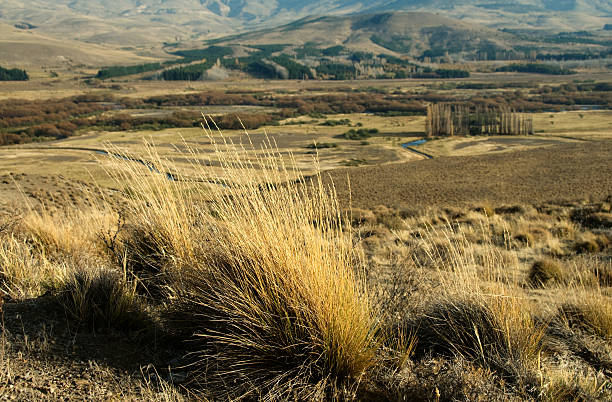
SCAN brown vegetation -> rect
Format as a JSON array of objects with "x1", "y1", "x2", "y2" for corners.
[
  {"x1": 529, "y1": 259, "x2": 565, "y2": 287},
  {"x1": 328, "y1": 140, "x2": 612, "y2": 209},
  {"x1": 2, "y1": 79, "x2": 611, "y2": 145},
  {"x1": 1, "y1": 131, "x2": 610, "y2": 399}
]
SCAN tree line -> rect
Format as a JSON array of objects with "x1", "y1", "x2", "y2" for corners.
[
  {"x1": 96, "y1": 63, "x2": 162, "y2": 79},
  {"x1": 426, "y1": 103, "x2": 534, "y2": 137},
  {"x1": 496, "y1": 63, "x2": 576, "y2": 75},
  {"x1": 0, "y1": 66, "x2": 28, "y2": 81}
]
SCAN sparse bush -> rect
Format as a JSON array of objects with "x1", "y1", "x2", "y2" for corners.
[
  {"x1": 341, "y1": 128, "x2": 379, "y2": 140},
  {"x1": 551, "y1": 221, "x2": 576, "y2": 239},
  {"x1": 408, "y1": 296, "x2": 544, "y2": 384},
  {"x1": 109, "y1": 135, "x2": 378, "y2": 398},
  {"x1": 592, "y1": 265, "x2": 612, "y2": 287},
  {"x1": 59, "y1": 268, "x2": 147, "y2": 332},
  {"x1": 574, "y1": 239, "x2": 600, "y2": 254},
  {"x1": 495, "y1": 205, "x2": 526, "y2": 215},
  {"x1": 349, "y1": 208, "x2": 376, "y2": 226},
  {"x1": 558, "y1": 298, "x2": 612, "y2": 341},
  {"x1": 529, "y1": 259, "x2": 565, "y2": 287},
  {"x1": 398, "y1": 207, "x2": 420, "y2": 220},
  {"x1": 585, "y1": 212, "x2": 612, "y2": 228},
  {"x1": 543, "y1": 370, "x2": 611, "y2": 401},
  {"x1": 473, "y1": 203, "x2": 495, "y2": 217},
  {"x1": 377, "y1": 214, "x2": 406, "y2": 231},
  {"x1": 514, "y1": 232, "x2": 535, "y2": 247},
  {"x1": 319, "y1": 118, "x2": 351, "y2": 126},
  {"x1": 306, "y1": 142, "x2": 338, "y2": 149},
  {"x1": 113, "y1": 223, "x2": 179, "y2": 298},
  {"x1": 0, "y1": 235, "x2": 68, "y2": 300}
]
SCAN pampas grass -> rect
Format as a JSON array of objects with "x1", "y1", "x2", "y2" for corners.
[{"x1": 105, "y1": 122, "x2": 378, "y2": 398}]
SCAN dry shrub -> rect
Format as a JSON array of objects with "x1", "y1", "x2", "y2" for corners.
[
  {"x1": 584, "y1": 212, "x2": 612, "y2": 229},
  {"x1": 592, "y1": 265, "x2": 612, "y2": 287},
  {"x1": 551, "y1": 221, "x2": 576, "y2": 239},
  {"x1": 410, "y1": 221, "x2": 519, "y2": 286},
  {"x1": 514, "y1": 232, "x2": 535, "y2": 248},
  {"x1": 375, "y1": 357, "x2": 505, "y2": 401},
  {"x1": 473, "y1": 203, "x2": 495, "y2": 218},
  {"x1": 107, "y1": 132, "x2": 378, "y2": 398},
  {"x1": 529, "y1": 259, "x2": 565, "y2": 287},
  {"x1": 543, "y1": 365, "x2": 611, "y2": 401},
  {"x1": 408, "y1": 295, "x2": 544, "y2": 385},
  {"x1": 372, "y1": 206, "x2": 406, "y2": 231},
  {"x1": 561, "y1": 255, "x2": 611, "y2": 288},
  {"x1": 398, "y1": 206, "x2": 421, "y2": 220},
  {"x1": 573, "y1": 234, "x2": 601, "y2": 254},
  {"x1": 544, "y1": 238, "x2": 567, "y2": 258},
  {"x1": 395, "y1": 223, "x2": 543, "y2": 389},
  {"x1": 19, "y1": 209, "x2": 110, "y2": 262},
  {"x1": 513, "y1": 223, "x2": 552, "y2": 248},
  {"x1": 442, "y1": 207, "x2": 467, "y2": 220},
  {"x1": 461, "y1": 229, "x2": 483, "y2": 244},
  {"x1": 596, "y1": 233, "x2": 611, "y2": 249},
  {"x1": 348, "y1": 208, "x2": 376, "y2": 226},
  {"x1": 529, "y1": 226, "x2": 552, "y2": 243},
  {"x1": 361, "y1": 235, "x2": 383, "y2": 253},
  {"x1": 59, "y1": 268, "x2": 147, "y2": 332},
  {"x1": 138, "y1": 366, "x2": 187, "y2": 402},
  {"x1": 559, "y1": 296, "x2": 612, "y2": 342},
  {"x1": 0, "y1": 235, "x2": 69, "y2": 300},
  {"x1": 112, "y1": 223, "x2": 181, "y2": 300},
  {"x1": 495, "y1": 205, "x2": 526, "y2": 215}
]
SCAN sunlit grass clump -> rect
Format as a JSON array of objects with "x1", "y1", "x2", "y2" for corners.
[{"x1": 106, "y1": 126, "x2": 378, "y2": 398}]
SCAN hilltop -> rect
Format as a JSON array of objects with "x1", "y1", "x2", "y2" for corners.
[
  {"x1": 0, "y1": 0, "x2": 610, "y2": 48},
  {"x1": 0, "y1": 21, "x2": 159, "y2": 67},
  {"x1": 202, "y1": 12, "x2": 512, "y2": 58}
]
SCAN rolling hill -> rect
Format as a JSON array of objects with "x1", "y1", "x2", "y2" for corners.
[
  {"x1": 206, "y1": 12, "x2": 513, "y2": 59},
  {"x1": 0, "y1": 21, "x2": 158, "y2": 67},
  {"x1": 0, "y1": 0, "x2": 610, "y2": 49}
]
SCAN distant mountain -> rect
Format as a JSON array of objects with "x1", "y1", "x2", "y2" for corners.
[
  {"x1": 0, "y1": 21, "x2": 159, "y2": 67},
  {"x1": 207, "y1": 11, "x2": 513, "y2": 60},
  {"x1": 0, "y1": 0, "x2": 611, "y2": 48},
  {"x1": 0, "y1": 0, "x2": 610, "y2": 70}
]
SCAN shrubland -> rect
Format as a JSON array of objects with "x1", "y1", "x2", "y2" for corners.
[
  {"x1": 1, "y1": 123, "x2": 610, "y2": 399},
  {"x1": 2, "y1": 81, "x2": 611, "y2": 145}
]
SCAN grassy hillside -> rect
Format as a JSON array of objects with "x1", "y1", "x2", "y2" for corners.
[
  {"x1": 204, "y1": 12, "x2": 511, "y2": 58},
  {"x1": 0, "y1": 22, "x2": 158, "y2": 67},
  {"x1": 0, "y1": 0, "x2": 610, "y2": 50}
]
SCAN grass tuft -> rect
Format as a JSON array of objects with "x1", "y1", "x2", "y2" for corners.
[
  {"x1": 0, "y1": 235, "x2": 68, "y2": 300},
  {"x1": 529, "y1": 259, "x2": 565, "y2": 287},
  {"x1": 558, "y1": 297, "x2": 612, "y2": 341},
  {"x1": 104, "y1": 130, "x2": 379, "y2": 398},
  {"x1": 574, "y1": 239, "x2": 600, "y2": 254},
  {"x1": 409, "y1": 295, "x2": 544, "y2": 383},
  {"x1": 59, "y1": 268, "x2": 147, "y2": 332}
]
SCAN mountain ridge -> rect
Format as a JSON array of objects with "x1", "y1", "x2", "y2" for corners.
[{"x1": 1, "y1": 0, "x2": 611, "y2": 48}]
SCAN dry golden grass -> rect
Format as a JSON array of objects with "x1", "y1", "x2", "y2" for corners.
[
  {"x1": 529, "y1": 259, "x2": 566, "y2": 287},
  {"x1": 0, "y1": 235, "x2": 68, "y2": 300},
  {"x1": 356, "y1": 200, "x2": 612, "y2": 399},
  {"x1": 98, "y1": 128, "x2": 378, "y2": 398},
  {"x1": 0, "y1": 120, "x2": 610, "y2": 399}
]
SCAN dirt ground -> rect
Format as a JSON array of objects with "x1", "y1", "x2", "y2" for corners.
[{"x1": 0, "y1": 295, "x2": 186, "y2": 401}]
